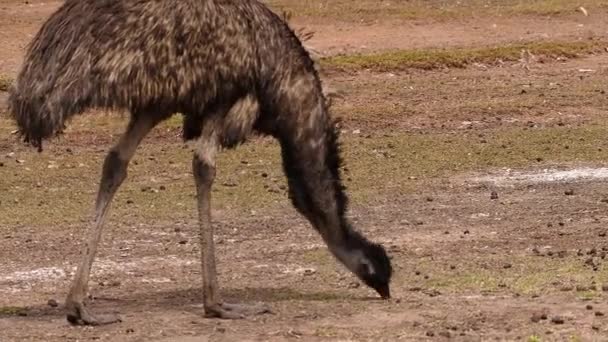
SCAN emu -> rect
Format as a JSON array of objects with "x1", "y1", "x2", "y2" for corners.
[{"x1": 8, "y1": 0, "x2": 392, "y2": 325}]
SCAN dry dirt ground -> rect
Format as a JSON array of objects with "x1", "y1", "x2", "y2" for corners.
[{"x1": 2, "y1": 1, "x2": 608, "y2": 341}]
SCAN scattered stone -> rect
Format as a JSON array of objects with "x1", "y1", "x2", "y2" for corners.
[
  {"x1": 551, "y1": 316, "x2": 565, "y2": 324},
  {"x1": 261, "y1": 172, "x2": 268, "y2": 178},
  {"x1": 159, "y1": 185, "x2": 166, "y2": 191},
  {"x1": 126, "y1": 328, "x2": 134, "y2": 334},
  {"x1": 450, "y1": 265, "x2": 456, "y2": 270},
  {"x1": 595, "y1": 311, "x2": 605, "y2": 317},
  {"x1": 586, "y1": 304, "x2": 594, "y2": 310},
  {"x1": 503, "y1": 263, "x2": 512, "y2": 269},
  {"x1": 602, "y1": 284, "x2": 608, "y2": 292},
  {"x1": 490, "y1": 191, "x2": 499, "y2": 200},
  {"x1": 179, "y1": 239, "x2": 188, "y2": 245},
  {"x1": 424, "y1": 289, "x2": 441, "y2": 297},
  {"x1": 426, "y1": 197, "x2": 434, "y2": 202},
  {"x1": 415, "y1": 271, "x2": 421, "y2": 276},
  {"x1": 560, "y1": 285, "x2": 574, "y2": 291},
  {"x1": 531, "y1": 312, "x2": 544, "y2": 323},
  {"x1": 438, "y1": 331, "x2": 451, "y2": 338},
  {"x1": 302, "y1": 268, "x2": 316, "y2": 276},
  {"x1": 47, "y1": 299, "x2": 58, "y2": 307},
  {"x1": 126, "y1": 199, "x2": 134, "y2": 204},
  {"x1": 408, "y1": 287, "x2": 422, "y2": 292},
  {"x1": 425, "y1": 331, "x2": 434, "y2": 337},
  {"x1": 463, "y1": 230, "x2": 470, "y2": 235},
  {"x1": 347, "y1": 282, "x2": 360, "y2": 289},
  {"x1": 564, "y1": 189, "x2": 575, "y2": 196}
]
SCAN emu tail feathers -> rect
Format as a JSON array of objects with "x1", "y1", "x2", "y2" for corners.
[{"x1": 7, "y1": 80, "x2": 86, "y2": 152}]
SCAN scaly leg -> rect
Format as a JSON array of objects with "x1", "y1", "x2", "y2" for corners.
[
  {"x1": 65, "y1": 115, "x2": 159, "y2": 325},
  {"x1": 192, "y1": 137, "x2": 270, "y2": 319}
]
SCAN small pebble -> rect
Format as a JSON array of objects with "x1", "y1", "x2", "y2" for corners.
[
  {"x1": 490, "y1": 191, "x2": 499, "y2": 200},
  {"x1": 47, "y1": 299, "x2": 58, "y2": 307},
  {"x1": 565, "y1": 189, "x2": 574, "y2": 196},
  {"x1": 438, "y1": 331, "x2": 451, "y2": 338},
  {"x1": 551, "y1": 316, "x2": 565, "y2": 324},
  {"x1": 595, "y1": 311, "x2": 605, "y2": 317},
  {"x1": 586, "y1": 304, "x2": 594, "y2": 310},
  {"x1": 531, "y1": 313, "x2": 544, "y2": 323}
]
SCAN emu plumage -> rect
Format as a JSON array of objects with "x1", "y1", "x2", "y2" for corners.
[{"x1": 8, "y1": 0, "x2": 392, "y2": 324}]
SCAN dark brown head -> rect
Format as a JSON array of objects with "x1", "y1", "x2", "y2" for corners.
[
  {"x1": 354, "y1": 240, "x2": 393, "y2": 299},
  {"x1": 333, "y1": 232, "x2": 393, "y2": 299}
]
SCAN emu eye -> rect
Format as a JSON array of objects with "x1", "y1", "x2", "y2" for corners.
[{"x1": 360, "y1": 259, "x2": 376, "y2": 276}]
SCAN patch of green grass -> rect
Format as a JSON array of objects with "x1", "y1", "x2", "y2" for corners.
[
  {"x1": 510, "y1": 0, "x2": 605, "y2": 16},
  {"x1": 0, "y1": 74, "x2": 12, "y2": 92},
  {"x1": 323, "y1": 41, "x2": 605, "y2": 71},
  {"x1": 527, "y1": 335, "x2": 542, "y2": 342},
  {"x1": 1, "y1": 115, "x2": 607, "y2": 227},
  {"x1": 415, "y1": 255, "x2": 608, "y2": 295},
  {"x1": 0, "y1": 306, "x2": 26, "y2": 316},
  {"x1": 268, "y1": 0, "x2": 608, "y2": 22}
]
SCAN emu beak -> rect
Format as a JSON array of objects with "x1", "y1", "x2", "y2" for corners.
[{"x1": 376, "y1": 284, "x2": 391, "y2": 299}]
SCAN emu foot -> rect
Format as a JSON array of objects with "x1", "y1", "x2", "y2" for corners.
[
  {"x1": 66, "y1": 301, "x2": 121, "y2": 326},
  {"x1": 205, "y1": 302, "x2": 272, "y2": 319}
]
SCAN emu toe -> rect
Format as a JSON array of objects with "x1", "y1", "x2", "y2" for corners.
[
  {"x1": 205, "y1": 302, "x2": 272, "y2": 319},
  {"x1": 66, "y1": 302, "x2": 121, "y2": 326}
]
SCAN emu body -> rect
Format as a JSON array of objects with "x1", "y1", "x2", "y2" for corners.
[{"x1": 9, "y1": 0, "x2": 392, "y2": 324}]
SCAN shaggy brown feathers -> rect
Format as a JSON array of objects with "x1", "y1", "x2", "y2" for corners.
[{"x1": 9, "y1": 0, "x2": 391, "y2": 306}]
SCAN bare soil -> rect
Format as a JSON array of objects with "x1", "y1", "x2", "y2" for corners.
[{"x1": 2, "y1": 1, "x2": 608, "y2": 341}]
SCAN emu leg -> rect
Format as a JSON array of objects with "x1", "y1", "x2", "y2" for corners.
[
  {"x1": 192, "y1": 139, "x2": 270, "y2": 319},
  {"x1": 65, "y1": 115, "x2": 158, "y2": 325}
]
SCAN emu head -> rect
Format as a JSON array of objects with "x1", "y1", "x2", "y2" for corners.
[{"x1": 333, "y1": 235, "x2": 393, "y2": 299}]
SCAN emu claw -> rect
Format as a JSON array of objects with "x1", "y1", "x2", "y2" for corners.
[
  {"x1": 205, "y1": 302, "x2": 272, "y2": 319},
  {"x1": 66, "y1": 302, "x2": 121, "y2": 326}
]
